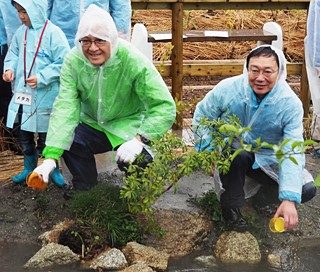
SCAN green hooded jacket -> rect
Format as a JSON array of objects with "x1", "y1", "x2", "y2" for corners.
[{"x1": 43, "y1": 5, "x2": 176, "y2": 160}]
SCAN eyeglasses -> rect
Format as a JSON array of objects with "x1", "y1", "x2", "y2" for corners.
[
  {"x1": 79, "y1": 39, "x2": 107, "y2": 47},
  {"x1": 248, "y1": 68, "x2": 278, "y2": 78}
]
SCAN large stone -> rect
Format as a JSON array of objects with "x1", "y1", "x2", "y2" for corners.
[
  {"x1": 23, "y1": 243, "x2": 80, "y2": 269},
  {"x1": 38, "y1": 219, "x2": 74, "y2": 246},
  {"x1": 122, "y1": 241, "x2": 169, "y2": 271},
  {"x1": 122, "y1": 262, "x2": 155, "y2": 272},
  {"x1": 145, "y1": 171, "x2": 215, "y2": 256},
  {"x1": 90, "y1": 248, "x2": 128, "y2": 270},
  {"x1": 146, "y1": 208, "x2": 214, "y2": 256},
  {"x1": 214, "y1": 231, "x2": 261, "y2": 263}
]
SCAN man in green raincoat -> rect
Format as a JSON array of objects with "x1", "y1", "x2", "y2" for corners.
[{"x1": 33, "y1": 4, "x2": 176, "y2": 192}]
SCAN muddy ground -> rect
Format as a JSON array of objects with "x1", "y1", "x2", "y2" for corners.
[
  {"x1": 0, "y1": 8, "x2": 319, "y2": 263},
  {"x1": 0, "y1": 73, "x2": 319, "y2": 255},
  {"x1": 0, "y1": 143, "x2": 320, "y2": 257}
]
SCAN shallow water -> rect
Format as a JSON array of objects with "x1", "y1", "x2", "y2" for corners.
[
  {"x1": 1, "y1": 240, "x2": 320, "y2": 272},
  {"x1": 0, "y1": 242, "x2": 89, "y2": 272}
]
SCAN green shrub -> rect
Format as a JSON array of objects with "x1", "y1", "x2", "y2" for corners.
[{"x1": 68, "y1": 185, "x2": 143, "y2": 250}]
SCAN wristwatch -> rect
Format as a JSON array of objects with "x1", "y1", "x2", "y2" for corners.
[{"x1": 139, "y1": 134, "x2": 150, "y2": 144}]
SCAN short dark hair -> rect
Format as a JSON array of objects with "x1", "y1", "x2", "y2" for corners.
[{"x1": 246, "y1": 46, "x2": 279, "y2": 69}]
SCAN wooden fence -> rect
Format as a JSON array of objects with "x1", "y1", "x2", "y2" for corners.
[{"x1": 131, "y1": 0, "x2": 311, "y2": 126}]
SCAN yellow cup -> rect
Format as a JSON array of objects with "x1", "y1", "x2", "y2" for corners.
[
  {"x1": 26, "y1": 172, "x2": 48, "y2": 191},
  {"x1": 269, "y1": 217, "x2": 285, "y2": 233}
]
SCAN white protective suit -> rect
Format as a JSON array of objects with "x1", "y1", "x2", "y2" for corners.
[{"x1": 193, "y1": 45, "x2": 313, "y2": 204}]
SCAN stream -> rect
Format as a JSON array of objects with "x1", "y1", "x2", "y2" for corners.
[{"x1": 1, "y1": 239, "x2": 320, "y2": 272}]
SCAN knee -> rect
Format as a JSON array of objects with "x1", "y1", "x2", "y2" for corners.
[
  {"x1": 232, "y1": 150, "x2": 253, "y2": 166},
  {"x1": 301, "y1": 182, "x2": 317, "y2": 203},
  {"x1": 20, "y1": 144, "x2": 35, "y2": 155}
]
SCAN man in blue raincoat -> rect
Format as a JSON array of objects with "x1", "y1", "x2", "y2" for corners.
[
  {"x1": 193, "y1": 45, "x2": 316, "y2": 232},
  {"x1": 47, "y1": 0, "x2": 132, "y2": 47}
]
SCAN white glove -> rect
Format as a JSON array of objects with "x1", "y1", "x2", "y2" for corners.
[
  {"x1": 116, "y1": 138, "x2": 146, "y2": 163},
  {"x1": 33, "y1": 159, "x2": 56, "y2": 183}
]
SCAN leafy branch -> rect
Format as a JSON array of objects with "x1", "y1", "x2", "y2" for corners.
[{"x1": 120, "y1": 116, "x2": 320, "y2": 221}]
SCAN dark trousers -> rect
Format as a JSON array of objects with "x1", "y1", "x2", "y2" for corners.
[
  {"x1": 0, "y1": 44, "x2": 15, "y2": 150},
  {"x1": 0, "y1": 44, "x2": 12, "y2": 123},
  {"x1": 219, "y1": 149, "x2": 316, "y2": 209},
  {"x1": 62, "y1": 123, "x2": 153, "y2": 191},
  {"x1": 17, "y1": 129, "x2": 46, "y2": 155}
]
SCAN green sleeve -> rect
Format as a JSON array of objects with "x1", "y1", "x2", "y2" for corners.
[{"x1": 42, "y1": 146, "x2": 64, "y2": 160}]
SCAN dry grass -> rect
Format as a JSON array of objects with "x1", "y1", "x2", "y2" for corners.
[
  {"x1": 0, "y1": 150, "x2": 24, "y2": 182},
  {"x1": 132, "y1": 9, "x2": 307, "y2": 62}
]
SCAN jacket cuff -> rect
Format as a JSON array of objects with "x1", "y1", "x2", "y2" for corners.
[
  {"x1": 42, "y1": 146, "x2": 64, "y2": 161},
  {"x1": 279, "y1": 191, "x2": 301, "y2": 204}
]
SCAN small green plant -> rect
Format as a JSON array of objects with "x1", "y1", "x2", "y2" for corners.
[
  {"x1": 71, "y1": 230, "x2": 85, "y2": 258},
  {"x1": 35, "y1": 191, "x2": 49, "y2": 219},
  {"x1": 159, "y1": 43, "x2": 174, "y2": 73},
  {"x1": 189, "y1": 191, "x2": 223, "y2": 223},
  {"x1": 68, "y1": 184, "x2": 143, "y2": 256}
]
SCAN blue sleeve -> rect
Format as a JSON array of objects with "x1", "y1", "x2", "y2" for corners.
[
  {"x1": 0, "y1": 9, "x2": 7, "y2": 46},
  {"x1": 192, "y1": 84, "x2": 226, "y2": 152},
  {"x1": 47, "y1": 0, "x2": 53, "y2": 18},
  {"x1": 3, "y1": 29, "x2": 20, "y2": 72},
  {"x1": 110, "y1": 0, "x2": 131, "y2": 34}
]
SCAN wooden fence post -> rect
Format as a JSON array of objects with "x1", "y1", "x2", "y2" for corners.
[{"x1": 171, "y1": 2, "x2": 184, "y2": 129}]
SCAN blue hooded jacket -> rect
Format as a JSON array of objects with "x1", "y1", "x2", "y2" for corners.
[
  {"x1": 193, "y1": 45, "x2": 305, "y2": 204},
  {"x1": 47, "y1": 0, "x2": 131, "y2": 47},
  {"x1": 4, "y1": 0, "x2": 70, "y2": 132},
  {"x1": 0, "y1": 0, "x2": 21, "y2": 47}
]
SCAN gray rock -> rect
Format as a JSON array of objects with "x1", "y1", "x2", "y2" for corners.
[
  {"x1": 90, "y1": 248, "x2": 128, "y2": 270},
  {"x1": 214, "y1": 231, "x2": 261, "y2": 263},
  {"x1": 194, "y1": 255, "x2": 218, "y2": 269},
  {"x1": 267, "y1": 253, "x2": 281, "y2": 268},
  {"x1": 122, "y1": 241, "x2": 169, "y2": 271},
  {"x1": 122, "y1": 262, "x2": 155, "y2": 272},
  {"x1": 23, "y1": 243, "x2": 80, "y2": 268}
]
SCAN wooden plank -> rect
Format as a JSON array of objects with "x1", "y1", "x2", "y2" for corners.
[
  {"x1": 148, "y1": 29, "x2": 277, "y2": 43},
  {"x1": 133, "y1": 0, "x2": 305, "y2": 2},
  {"x1": 131, "y1": 1, "x2": 310, "y2": 10},
  {"x1": 154, "y1": 60, "x2": 302, "y2": 77}
]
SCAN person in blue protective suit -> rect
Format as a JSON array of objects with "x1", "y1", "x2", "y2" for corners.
[
  {"x1": 47, "y1": 0, "x2": 131, "y2": 48},
  {"x1": 2, "y1": 0, "x2": 70, "y2": 185},
  {"x1": 193, "y1": 45, "x2": 316, "y2": 232},
  {"x1": 0, "y1": 1, "x2": 21, "y2": 151},
  {"x1": 30, "y1": 4, "x2": 176, "y2": 197},
  {"x1": 305, "y1": 0, "x2": 320, "y2": 143}
]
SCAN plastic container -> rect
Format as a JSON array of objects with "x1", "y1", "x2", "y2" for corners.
[
  {"x1": 269, "y1": 217, "x2": 285, "y2": 233},
  {"x1": 26, "y1": 172, "x2": 48, "y2": 190}
]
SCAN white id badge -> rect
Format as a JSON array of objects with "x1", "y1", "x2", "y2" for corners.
[{"x1": 14, "y1": 92, "x2": 32, "y2": 106}]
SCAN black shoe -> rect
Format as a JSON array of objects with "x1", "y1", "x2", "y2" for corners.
[
  {"x1": 62, "y1": 183, "x2": 74, "y2": 200},
  {"x1": 222, "y1": 207, "x2": 250, "y2": 232}
]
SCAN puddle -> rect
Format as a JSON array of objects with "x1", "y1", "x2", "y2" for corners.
[
  {"x1": 0, "y1": 242, "x2": 89, "y2": 272},
  {"x1": 1, "y1": 240, "x2": 320, "y2": 272}
]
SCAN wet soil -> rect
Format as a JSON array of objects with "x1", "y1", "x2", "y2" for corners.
[{"x1": 0, "y1": 74, "x2": 318, "y2": 252}]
